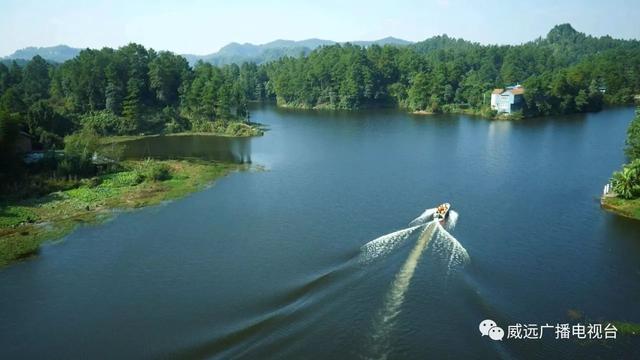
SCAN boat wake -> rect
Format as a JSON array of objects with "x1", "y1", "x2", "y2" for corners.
[
  {"x1": 408, "y1": 207, "x2": 437, "y2": 227},
  {"x1": 359, "y1": 225, "x2": 424, "y2": 264},
  {"x1": 360, "y1": 208, "x2": 460, "y2": 265},
  {"x1": 363, "y1": 206, "x2": 469, "y2": 359}
]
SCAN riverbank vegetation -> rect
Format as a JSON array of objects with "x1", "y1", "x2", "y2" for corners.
[
  {"x1": 0, "y1": 43, "x2": 262, "y2": 205},
  {"x1": 603, "y1": 109, "x2": 640, "y2": 220},
  {"x1": 262, "y1": 24, "x2": 639, "y2": 117},
  {"x1": 0, "y1": 120, "x2": 240, "y2": 267},
  {"x1": 1, "y1": 26, "x2": 637, "y2": 150},
  {"x1": 0, "y1": 44, "x2": 262, "y2": 175},
  {"x1": 0, "y1": 158, "x2": 237, "y2": 267}
]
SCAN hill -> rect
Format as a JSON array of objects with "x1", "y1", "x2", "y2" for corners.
[
  {"x1": 183, "y1": 37, "x2": 412, "y2": 65},
  {"x1": 3, "y1": 45, "x2": 81, "y2": 63}
]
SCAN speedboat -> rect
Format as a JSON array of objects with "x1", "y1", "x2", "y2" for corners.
[{"x1": 434, "y1": 203, "x2": 450, "y2": 224}]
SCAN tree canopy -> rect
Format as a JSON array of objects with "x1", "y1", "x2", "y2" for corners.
[{"x1": 0, "y1": 23, "x2": 639, "y2": 156}]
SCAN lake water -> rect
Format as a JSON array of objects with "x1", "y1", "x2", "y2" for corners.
[
  {"x1": 1, "y1": 105, "x2": 639, "y2": 359},
  {"x1": 120, "y1": 134, "x2": 252, "y2": 163}
]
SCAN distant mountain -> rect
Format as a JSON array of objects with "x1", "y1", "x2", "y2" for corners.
[
  {"x1": 5, "y1": 37, "x2": 413, "y2": 66},
  {"x1": 534, "y1": 23, "x2": 640, "y2": 65},
  {"x1": 184, "y1": 37, "x2": 412, "y2": 65},
  {"x1": 351, "y1": 37, "x2": 413, "y2": 47},
  {"x1": 3, "y1": 45, "x2": 81, "y2": 63}
]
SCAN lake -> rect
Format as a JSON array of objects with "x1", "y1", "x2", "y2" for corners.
[
  {"x1": 120, "y1": 134, "x2": 252, "y2": 163},
  {"x1": 1, "y1": 105, "x2": 639, "y2": 359}
]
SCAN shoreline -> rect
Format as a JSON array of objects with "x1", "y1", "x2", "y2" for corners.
[
  {"x1": 101, "y1": 127, "x2": 265, "y2": 145},
  {"x1": 272, "y1": 101, "x2": 637, "y2": 120},
  {"x1": 601, "y1": 196, "x2": 640, "y2": 221},
  {"x1": 0, "y1": 160, "x2": 242, "y2": 268}
]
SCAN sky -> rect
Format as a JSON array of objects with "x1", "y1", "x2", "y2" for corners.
[{"x1": 1, "y1": 0, "x2": 639, "y2": 57}]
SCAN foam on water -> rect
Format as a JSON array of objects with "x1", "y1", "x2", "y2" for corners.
[
  {"x1": 445, "y1": 210, "x2": 459, "y2": 231},
  {"x1": 368, "y1": 222, "x2": 438, "y2": 359},
  {"x1": 432, "y1": 223, "x2": 468, "y2": 266},
  {"x1": 431, "y1": 223, "x2": 470, "y2": 277},
  {"x1": 359, "y1": 224, "x2": 424, "y2": 264},
  {"x1": 365, "y1": 209, "x2": 469, "y2": 359},
  {"x1": 408, "y1": 208, "x2": 437, "y2": 226}
]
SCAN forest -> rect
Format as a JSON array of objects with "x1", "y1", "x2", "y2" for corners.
[
  {"x1": 611, "y1": 109, "x2": 640, "y2": 200},
  {"x1": 263, "y1": 24, "x2": 640, "y2": 115},
  {"x1": 1, "y1": 23, "x2": 640, "y2": 185}
]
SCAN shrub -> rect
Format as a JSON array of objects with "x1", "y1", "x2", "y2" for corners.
[
  {"x1": 101, "y1": 171, "x2": 143, "y2": 187},
  {"x1": 612, "y1": 159, "x2": 640, "y2": 199},
  {"x1": 60, "y1": 128, "x2": 101, "y2": 177},
  {"x1": 161, "y1": 107, "x2": 189, "y2": 134},
  {"x1": 135, "y1": 159, "x2": 172, "y2": 182},
  {"x1": 81, "y1": 110, "x2": 133, "y2": 136},
  {"x1": 625, "y1": 109, "x2": 640, "y2": 161},
  {"x1": 225, "y1": 122, "x2": 263, "y2": 136}
]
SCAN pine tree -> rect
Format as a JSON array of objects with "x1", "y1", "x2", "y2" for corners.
[
  {"x1": 105, "y1": 81, "x2": 123, "y2": 115},
  {"x1": 122, "y1": 77, "x2": 142, "y2": 132}
]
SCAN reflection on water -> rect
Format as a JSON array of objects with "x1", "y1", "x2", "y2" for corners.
[{"x1": 120, "y1": 135, "x2": 252, "y2": 163}]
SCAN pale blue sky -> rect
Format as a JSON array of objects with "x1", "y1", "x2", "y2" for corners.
[{"x1": 2, "y1": 0, "x2": 639, "y2": 56}]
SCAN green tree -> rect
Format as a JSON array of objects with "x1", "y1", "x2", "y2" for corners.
[
  {"x1": 407, "y1": 72, "x2": 431, "y2": 111},
  {"x1": 25, "y1": 100, "x2": 73, "y2": 148},
  {"x1": 625, "y1": 109, "x2": 640, "y2": 160},
  {"x1": 60, "y1": 128, "x2": 101, "y2": 177},
  {"x1": 21, "y1": 55, "x2": 51, "y2": 106},
  {"x1": 122, "y1": 77, "x2": 143, "y2": 131},
  {"x1": 0, "y1": 111, "x2": 22, "y2": 181},
  {"x1": 105, "y1": 81, "x2": 124, "y2": 115},
  {"x1": 0, "y1": 87, "x2": 26, "y2": 114},
  {"x1": 149, "y1": 51, "x2": 190, "y2": 106},
  {"x1": 611, "y1": 159, "x2": 640, "y2": 199}
]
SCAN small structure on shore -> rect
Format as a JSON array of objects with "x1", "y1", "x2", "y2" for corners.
[
  {"x1": 603, "y1": 183, "x2": 616, "y2": 198},
  {"x1": 491, "y1": 85, "x2": 525, "y2": 114}
]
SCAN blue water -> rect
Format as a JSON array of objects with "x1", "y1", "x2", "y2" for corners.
[{"x1": 1, "y1": 105, "x2": 639, "y2": 359}]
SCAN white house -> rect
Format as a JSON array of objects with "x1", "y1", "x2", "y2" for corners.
[{"x1": 490, "y1": 85, "x2": 525, "y2": 114}]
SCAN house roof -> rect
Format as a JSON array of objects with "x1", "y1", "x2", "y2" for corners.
[{"x1": 493, "y1": 87, "x2": 525, "y2": 95}]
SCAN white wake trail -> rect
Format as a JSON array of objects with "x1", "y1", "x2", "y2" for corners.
[
  {"x1": 368, "y1": 222, "x2": 438, "y2": 359},
  {"x1": 408, "y1": 207, "x2": 437, "y2": 226},
  {"x1": 359, "y1": 224, "x2": 424, "y2": 264},
  {"x1": 366, "y1": 213, "x2": 469, "y2": 359},
  {"x1": 431, "y1": 223, "x2": 470, "y2": 276},
  {"x1": 445, "y1": 210, "x2": 459, "y2": 231}
]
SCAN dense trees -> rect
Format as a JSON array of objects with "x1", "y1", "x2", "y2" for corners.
[
  {"x1": 1, "y1": 23, "x2": 639, "y2": 196},
  {"x1": 1, "y1": 23, "x2": 639, "y2": 160},
  {"x1": 611, "y1": 110, "x2": 640, "y2": 200},
  {"x1": 625, "y1": 109, "x2": 640, "y2": 162},
  {"x1": 0, "y1": 43, "x2": 259, "y2": 188},
  {"x1": 261, "y1": 24, "x2": 640, "y2": 115},
  {"x1": 0, "y1": 43, "x2": 253, "y2": 151}
]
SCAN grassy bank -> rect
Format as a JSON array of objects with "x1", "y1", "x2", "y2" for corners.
[
  {"x1": 601, "y1": 197, "x2": 640, "y2": 220},
  {"x1": 0, "y1": 159, "x2": 239, "y2": 267},
  {"x1": 101, "y1": 123, "x2": 264, "y2": 145}
]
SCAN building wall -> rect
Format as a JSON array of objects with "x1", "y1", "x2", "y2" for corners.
[
  {"x1": 490, "y1": 93, "x2": 499, "y2": 109},
  {"x1": 496, "y1": 93, "x2": 514, "y2": 114},
  {"x1": 492, "y1": 87, "x2": 525, "y2": 114}
]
